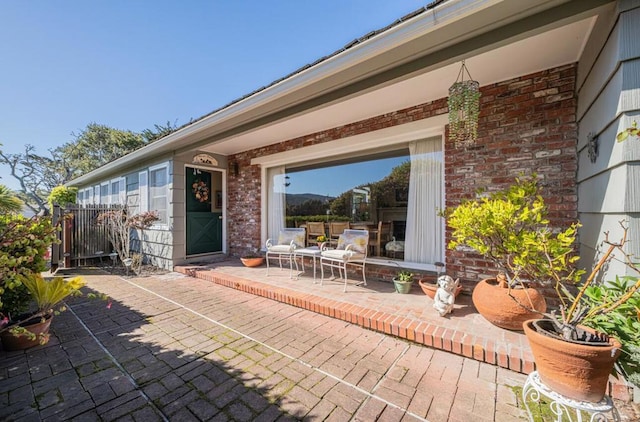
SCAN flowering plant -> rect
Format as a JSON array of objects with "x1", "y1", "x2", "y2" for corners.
[
  {"x1": 192, "y1": 179, "x2": 209, "y2": 202},
  {"x1": 316, "y1": 235, "x2": 327, "y2": 243}
]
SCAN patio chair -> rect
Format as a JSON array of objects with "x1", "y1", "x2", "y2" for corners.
[
  {"x1": 306, "y1": 221, "x2": 326, "y2": 247},
  {"x1": 369, "y1": 221, "x2": 393, "y2": 257},
  {"x1": 265, "y1": 228, "x2": 306, "y2": 277},
  {"x1": 328, "y1": 221, "x2": 350, "y2": 246},
  {"x1": 320, "y1": 229, "x2": 368, "y2": 292},
  {"x1": 385, "y1": 236, "x2": 405, "y2": 259}
]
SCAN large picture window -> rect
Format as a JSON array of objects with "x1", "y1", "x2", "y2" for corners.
[{"x1": 266, "y1": 136, "x2": 443, "y2": 266}]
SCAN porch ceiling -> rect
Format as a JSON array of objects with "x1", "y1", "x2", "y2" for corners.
[{"x1": 200, "y1": 16, "x2": 595, "y2": 157}]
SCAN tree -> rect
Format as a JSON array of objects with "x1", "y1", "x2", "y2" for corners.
[
  {"x1": 0, "y1": 144, "x2": 71, "y2": 215},
  {"x1": 0, "y1": 121, "x2": 179, "y2": 215},
  {"x1": 56, "y1": 123, "x2": 147, "y2": 177},
  {"x1": 141, "y1": 120, "x2": 182, "y2": 142}
]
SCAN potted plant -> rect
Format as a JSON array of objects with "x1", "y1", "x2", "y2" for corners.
[
  {"x1": 521, "y1": 221, "x2": 639, "y2": 402},
  {"x1": 0, "y1": 209, "x2": 89, "y2": 351},
  {"x1": 1, "y1": 213, "x2": 59, "y2": 322},
  {"x1": 393, "y1": 270, "x2": 414, "y2": 294},
  {"x1": 580, "y1": 277, "x2": 639, "y2": 397},
  {"x1": 442, "y1": 176, "x2": 565, "y2": 330},
  {"x1": 0, "y1": 273, "x2": 85, "y2": 350},
  {"x1": 240, "y1": 251, "x2": 265, "y2": 267}
]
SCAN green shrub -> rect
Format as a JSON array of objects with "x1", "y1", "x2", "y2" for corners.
[
  {"x1": 442, "y1": 175, "x2": 582, "y2": 287},
  {"x1": 48, "y1": 185, "x2": 77, "y2": 209},
  {"x1": 582, "y1": 276, "x2": 640, "y2": 387},
  {"x1": 285, "y1": 215, "x2": 350, "y2": 227},
  {"x1": 0, "y1": 214, "x2": 59, "y2": 315}
]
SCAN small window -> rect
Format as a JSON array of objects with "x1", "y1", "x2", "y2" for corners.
[
  {"x1": 100, "y1": 183, "x2": 109, "y2": 204},
  {"x1": 149, "y1": 167, "x2": 168, "y2": 224},
  {"x1": 110, "y1": 180, "x2": 120, "y2": 205},
  {"x1": 126, "y1": 173, "x2": 140, "y2": 214}
]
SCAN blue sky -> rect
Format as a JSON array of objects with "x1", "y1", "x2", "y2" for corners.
[
  {"x1": 0, "y1": 1, "x2": 428, "y2": 192},
  {"x1": 287, "y1": 157, "x2": 408, "y2": 197}
]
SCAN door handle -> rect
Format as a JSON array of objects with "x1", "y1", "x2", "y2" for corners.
[{"x1": 218, "y1": 216, "x2": 223, "y2": 220}]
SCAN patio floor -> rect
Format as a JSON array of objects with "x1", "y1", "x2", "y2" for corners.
[
  {"x1": 177, "y1": 259, "x2": 640, "y2": 402},
  {"x1": 174, "y1": 259, "x2": 535, "y2": 376}
]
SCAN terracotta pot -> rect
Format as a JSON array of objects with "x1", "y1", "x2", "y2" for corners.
[
  {"x1": 471, "y1": 278, "x2": 546, "y2": 330},
  {"x1": 418, "y1": 278, "x2": 463, "y2": 299},
  {"x1": 0, "y1": 314, "x2": 53, "y2": 351},
  {"x1": 523, "y1": 319, "x2": 621, "y2": 402},
  {"x1": 241, "y1": 257, "x2": 264, "y2": 267}
]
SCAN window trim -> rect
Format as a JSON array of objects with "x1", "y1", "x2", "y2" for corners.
[{"x1": 255, "y1": 116, "x2": 448, "y2": 272}]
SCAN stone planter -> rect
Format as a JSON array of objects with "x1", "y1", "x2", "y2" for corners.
[
  {"x1": 523, "y1": 319, "x2": 621, "y2": 403},
  {"x1": 472, "y1": 278, "x2": 546, "y2": 330}
]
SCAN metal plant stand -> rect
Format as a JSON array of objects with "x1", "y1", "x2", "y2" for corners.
[{"x1": 522, "y1": 371, "x2": 620, "y2": 422}]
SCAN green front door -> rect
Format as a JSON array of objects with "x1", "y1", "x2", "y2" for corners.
[{"x1": 186, "y1": 168, "x2": 222, "y2": 255}]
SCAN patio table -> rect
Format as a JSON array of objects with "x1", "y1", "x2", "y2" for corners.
[{"x1": 293, "y1": 246, "x2": 322, "y2": 281}]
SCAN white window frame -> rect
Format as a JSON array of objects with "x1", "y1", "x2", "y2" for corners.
[
  {"x1": 252, "y1": 115, "x2": 448, "y2": 272},
  {"x1": 147, "y1": 162, "x2": 170, "y2": 228},
  {"x1": 109, "y1": 178, "x2": 126, "y2": 205}
]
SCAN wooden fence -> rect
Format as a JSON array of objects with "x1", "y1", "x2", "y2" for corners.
[{"x1": 51, "y1": 204, "x2": 116, "y2": 269}]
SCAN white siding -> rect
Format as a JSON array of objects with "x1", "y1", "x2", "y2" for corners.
[{"x1": 576, "y1": 1, "x2": 640, "y2": 279}]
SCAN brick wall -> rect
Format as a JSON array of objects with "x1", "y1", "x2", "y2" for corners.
[
  {"x1": 445, "y1": 64, "x2": 578, "y2": 294},
  {"x1": 227, "y1": 64, "x2": 578, "y2": 293}
]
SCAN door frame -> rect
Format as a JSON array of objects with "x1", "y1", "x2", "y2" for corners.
[{"x1": 184, "y1": 164, "x2": 227, "y2": 257}]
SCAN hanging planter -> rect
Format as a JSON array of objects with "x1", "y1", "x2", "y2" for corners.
[{"x1": 448, "y1": 61, "x2": 481, "y2": 148}]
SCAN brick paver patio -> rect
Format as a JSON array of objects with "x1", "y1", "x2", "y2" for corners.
[{"x1": 1, "y1": 268, "x2": 636, "y2": 421}]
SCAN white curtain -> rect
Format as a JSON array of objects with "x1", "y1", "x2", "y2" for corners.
[
  {"x1": 267, "y1": 165, "x2": 286, "y2": 241},
  {"x1": 404, "y1": 137, "x2": 443, "y2": 263}
]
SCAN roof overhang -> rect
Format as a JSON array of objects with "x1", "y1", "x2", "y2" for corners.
[{"x1": 69, "y1": 0, "x2": 614, "y2": 186}]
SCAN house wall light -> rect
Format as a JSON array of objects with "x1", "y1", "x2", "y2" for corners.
[{"x1": 230, "y1": 161, "x2": 239, "y2": 176}]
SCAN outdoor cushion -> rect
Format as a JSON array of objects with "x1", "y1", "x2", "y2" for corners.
[
  {"x1": 321, "y1": 249, "x2": 365, "y2": 261},
  {"x1": 269, "y1": 244, "x2": 295, "y2": 253},
  {"x1": 336, "y1": 230, "x2": 368, "y2": 253},
  {"x1": 278, "y1": 229, "x2": 305, "y2": 248}
]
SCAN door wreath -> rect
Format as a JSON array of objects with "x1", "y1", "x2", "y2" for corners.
[{"x1": 192, "y1": 179, "x2": 209, "y2": 202}]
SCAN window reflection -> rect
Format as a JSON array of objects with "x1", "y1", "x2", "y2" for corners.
[{"x1": 284, "y1": 153, "x2": 410, "y2": 259}]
